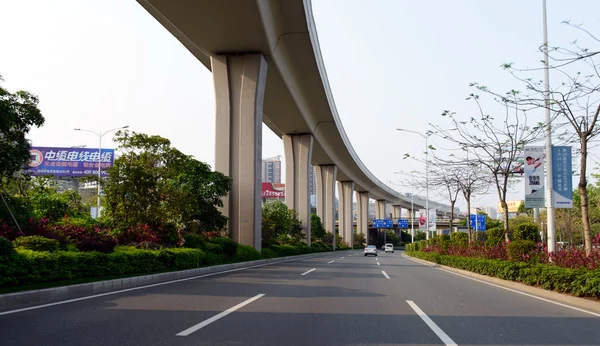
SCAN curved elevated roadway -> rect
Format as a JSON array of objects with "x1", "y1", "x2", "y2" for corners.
[{"x1": 136, "y1": 0, "x2": 454, "y2": 214}]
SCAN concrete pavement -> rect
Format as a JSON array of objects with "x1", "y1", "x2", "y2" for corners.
[{"x1": 1, "y1": 250, "x2": 598, "y2": 345}]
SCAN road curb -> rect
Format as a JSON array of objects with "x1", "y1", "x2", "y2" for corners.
[
  {"x1": 0, "y1": 252, "x2": 331, "y2": 313},
  {"x1": 403, "y1": 253, "x2": 600, "y2": 315}
]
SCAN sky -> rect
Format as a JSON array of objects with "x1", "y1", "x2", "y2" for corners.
[{"x1": 1, "y1": 0, "x2": 600, "y2": 212}]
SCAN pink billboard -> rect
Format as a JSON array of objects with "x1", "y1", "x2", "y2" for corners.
[{"x1": 262, "y1": 182, "x2": 285, "y2": 199}]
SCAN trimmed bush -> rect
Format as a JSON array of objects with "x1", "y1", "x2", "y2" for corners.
[
  {"x1": 209, "y1": 237, "x2": 238, "y2": 257},
  {"x1": 13, "y1": 236, "x2": 60, "y2": 252},
  {"x1": 183, "y1": 233, "x2": 206, "y2": 249},
  {"x1": 450, "y1": 232, "x2": 468, "y2": 248},
  {"x1": 270, "y1": 244, "x2": 300, "y2": 257},
  {"x1": 261, "y1": 248, "x2": 277, "y2": 259},
  {"x1": 232, "y1": 244, "x2": 262, "y2": 262},
  {"x1": 76, "y1": 235, "x2": 117, "y2": 253},
  {"x1": 202, "y1": 242, "x2": 223, "y2": 255},
  {"x1": 507, "y1": 240, "x2": 536, "y2": 261},
  {"x1": 486, "y1": 227, "x2": 504, "y2": 238},
  {"x1": 513, "y1": 223, "x2": 540, "y2": 242},
  {"x1": 0, "y1": 236, "x2": 15, "y2": 257}
]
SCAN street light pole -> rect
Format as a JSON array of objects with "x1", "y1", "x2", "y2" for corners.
[
  {"x1": 542, "y1": 0, "x2": 556, "y2": 253},
  {"x1": 74, "y1": 125, "x2": 129, "y2": 218},
  {"x1": 396, "y1": 128, "x2": 431, "y2": 239},
  {"x1": 425, "y1": 135, "x2": 430, "y2": 239},
  {"x1": 411, "y1": 186, "x2": 414, "y2": 243}
]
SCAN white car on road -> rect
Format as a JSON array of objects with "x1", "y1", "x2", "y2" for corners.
[{"x1": 384, "y1": 243, "x2": 394, "y2": 253}]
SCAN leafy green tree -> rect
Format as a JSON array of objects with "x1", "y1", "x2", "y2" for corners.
[
  {"x1": 415, "y1": 230, "x2": 427, "y2": 241},
  {"x1": 353, "y1": 231, "x2": 365, "y2": 247},
  {"x1": 517, "y1": 201, "x2": 533, "y2": 217},
  {"x1": 508, "y1": 215, "x2": 534, "y2": 233},
  {"x1": 310, "y1": 213, "x2": 326, "y2": 241},
  {"x1": 261, "y1": 200, "x2": 303, "y2": 247},
  {"x1": 104, "y1": 131, "x2": 230, "y2": 232},
  {"x1": 30, "y1": 186, "x2": 86, "y2": 221},
  {"x1": 0, "y1": 74, "x2": 44, "y2": 178}
]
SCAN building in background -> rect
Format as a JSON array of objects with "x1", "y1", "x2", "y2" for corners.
[
  {"x1": 497, "y1": 200, "x2": 523, "y2": 220},
  {"x1": 481, "y1": 206, "x2": 498, "y2": 219},
  {"x1": 262, "y1": 156, "x2": 282, "y2": 183}
]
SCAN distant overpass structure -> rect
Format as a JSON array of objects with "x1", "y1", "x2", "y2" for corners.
[{"x1": 137, "y1": 0, "x2": 459, "y2": 249}]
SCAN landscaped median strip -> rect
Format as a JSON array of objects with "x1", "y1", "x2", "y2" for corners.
[
  {"x1": 176, "y1": 294, "x2": 265, "y2": 336},
  {"x1": 0, "y1": 252, "x2": 328, "y2": 315}
]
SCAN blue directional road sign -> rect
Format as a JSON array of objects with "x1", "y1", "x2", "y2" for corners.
[
  {"x1": 397, "y1": 219, "x2": 409, "y2": 229},
  {"x1": 372, "y1": 219, "x2": 394, "y2": 229},
  {"x1": 469, "y1": 214, "x2": 486, "y2": 231}
]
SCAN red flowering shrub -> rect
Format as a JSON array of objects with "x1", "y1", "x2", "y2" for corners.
[
  {"x1": 116, "y1": 224, "x2": 160, "y2": 245},
  {"x1": 419, "y1": 237, "x2": 600, "y2": 270},
  {"x1": 0, "y1": 221, "x2": 22, "y2": 240}
]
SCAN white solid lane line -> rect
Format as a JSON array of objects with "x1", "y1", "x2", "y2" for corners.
[
  {"x1": 403, "y1": 253, "x2": 600, "y2": 318},
  {"x1": 406, "y1": 300, "x2": 457, "y2": 346},
  {"x1": 301, "y1": 268, "x2": 316, "y2": 276},
  {"x1": 177, "y1": 294, "x2": 265, "y2": 336},
  {"x1": 327, "y1": 260, "x2": 335, "y2": 264},
  {"x1": 0, "y1": 255, "x2": 319, "y2": 317},
  {"x1": 381, "y1": 271, "x2": 390, "y2": 279}
]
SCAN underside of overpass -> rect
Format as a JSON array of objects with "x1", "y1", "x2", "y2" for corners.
[{"x1": 137, "y1": 0, "x2": 458, "y2": 249}]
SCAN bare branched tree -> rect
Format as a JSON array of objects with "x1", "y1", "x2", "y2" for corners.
[
  {"x1": 432, "y1": 95, "x2": 543, "y2": 241},
  {"x1": 480, "y1": 22, "x2": 600, "y2": 254},
  {"x1": 427, "y1": 161, "x2": 462, "y2": 232}
]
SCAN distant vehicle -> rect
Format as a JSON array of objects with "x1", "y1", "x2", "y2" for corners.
[
  {"x1": 364, "y1": 245, "x2": 378, "y2": 256},
  {"x1": 384, "y1": 243, "x2": 394, "y2": 253}
]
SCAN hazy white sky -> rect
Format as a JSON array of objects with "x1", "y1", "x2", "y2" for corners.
[{"x1": 1, "y1": 0, "x2": 599, "y2": 211}]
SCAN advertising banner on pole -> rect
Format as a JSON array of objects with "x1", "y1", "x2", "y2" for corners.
[
  {"x1": 552, "y1": 146, "x2": 573, "y2": 208},
  {"x1": 418, "y1": 209, "x2": 427, "y2": 230},
  {"x1": 27, "y1": 147, "x2": 114, "y2": 177},
  {"x1": 428, "y1": 209, "x2": 437, "y2": 231},
  {"x1": 523, "y1": 146, "x2": 545, "y2": 208}
]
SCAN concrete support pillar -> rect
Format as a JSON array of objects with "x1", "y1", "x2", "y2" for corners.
[
  {"x1": 376, "y1": 200, "x2": 386, "y2": 219},
  {"x1": 392, "y1": 205, "x2": 402, "y2": 220},
  {"x1": 356, "y1": 191, "x2": 369, "y2": 245},
  {"x1": 392, "y1": 205, "x2": 402, "y2": 239},
  {"x1": 376, "y1": 200, "x2": 386, "y2": 245},
  {"x1": 315, "y1": 165, "x2": 337, "y2": 248},
  {"x1": 337, "y1": 181, "x2": 354, "y2": 249},
  {"x1": 212, "y1": 54, "x2": 267, "y2": 251},
  {"x1": 283, "y1": 134, "x2": 314, "y2": 245}
]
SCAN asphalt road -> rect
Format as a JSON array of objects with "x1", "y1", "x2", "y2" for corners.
[{"x1": 1, "y1": 250, "x2": 599, "y2": 345}]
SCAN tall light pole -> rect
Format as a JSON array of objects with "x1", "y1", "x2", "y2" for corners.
[
  {"x1": 74, "y1": 125, "x2": 129, "y2": 218},
  {"x1": 396, "y1": 128, "x2": 457, "y2": 239},
  {"x1": 396, "y1": 128, "x2": 431, "y2": 239},
  {"x1": 542, "y1": 0, "x2": 556, "y2": 253}
]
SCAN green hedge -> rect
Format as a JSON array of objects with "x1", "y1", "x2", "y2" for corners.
[
  {"x1": 233, "y1": 245, "x2": 262, "y2": 262},
  {"x1": 13, "y1": 236, "x2": 60, "y2": 252},
  {"x1": 406, "y1": 251, "x2": 600, "y2": 299},
  {"x1": 0, "y1": 237, "x2": 15, "y2": 257},
  {"x1": 0, "y1": 248, "x2": 207, "y2": 287},
  {"x1": 0, "y1": 240, "x2": 346, "y2": 289}
]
